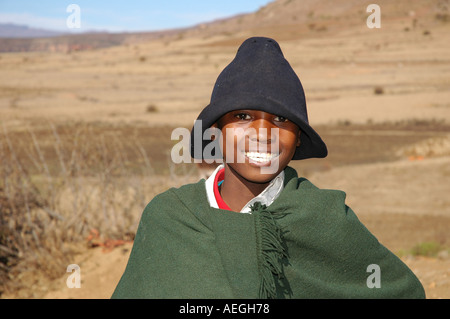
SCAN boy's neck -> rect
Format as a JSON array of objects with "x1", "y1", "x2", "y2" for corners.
[{"x1": 219, "y1": 164, "x2": 271, "y2": 212}]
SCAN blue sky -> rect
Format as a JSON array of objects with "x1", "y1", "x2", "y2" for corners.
[{"x1": 0, "y1": 0, "x2": 273, "y2": 33}]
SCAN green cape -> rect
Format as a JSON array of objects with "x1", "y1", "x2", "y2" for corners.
[{"x1": 112, "y1": 167, "x2": 425, "y2": 299}]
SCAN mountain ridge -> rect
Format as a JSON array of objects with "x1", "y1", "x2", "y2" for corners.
[{"x1": 0, "y1": 0, "x2": 446, "y2": 52}]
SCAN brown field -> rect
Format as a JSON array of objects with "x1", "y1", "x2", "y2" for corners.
[{"x1": 1, "y1": 0, "x2": 450, "y2": 298}]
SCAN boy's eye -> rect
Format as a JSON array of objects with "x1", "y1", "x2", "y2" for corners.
[
  {"x1": 235, "y1": 113, "x2": 251, "y2": 120},
  {"x1": 274, "y1": 116, "x2": 288, "y2": 122}
]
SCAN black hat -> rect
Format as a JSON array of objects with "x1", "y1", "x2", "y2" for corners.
[{"x1": 190, "y1": 37, "x2": 327, "y2": 160}]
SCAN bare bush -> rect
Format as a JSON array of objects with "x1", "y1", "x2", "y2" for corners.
[{"x1": 0, "y1": 123, "x2": 171, "y2": 297}]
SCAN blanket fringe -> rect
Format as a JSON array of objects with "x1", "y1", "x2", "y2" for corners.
[{"x1": 251, "y1": 202, "x2": 288, "y2": 299}]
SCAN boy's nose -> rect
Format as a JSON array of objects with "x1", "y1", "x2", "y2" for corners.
[{"x1": 248, "y1": 120, "x2": 278, "y2": 144}]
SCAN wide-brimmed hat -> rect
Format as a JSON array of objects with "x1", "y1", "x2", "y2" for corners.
[{"x1": 190, "y1": 37, "x2": 327, "y2": 160}]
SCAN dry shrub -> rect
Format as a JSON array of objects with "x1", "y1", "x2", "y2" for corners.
[
  {"x1": 396, "y1": 134, "x2": 450, "y2": 158},
  {"x1": 373, "y1": 86, "x2": 384, "y2": 95},
  {"x1": 0, "y1": 123, "x2": 177, "y2": 297},
  {"x1": 146, "y1": 104, "x2": 158, "y2": 113}
]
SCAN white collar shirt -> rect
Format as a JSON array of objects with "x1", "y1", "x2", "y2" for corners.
[{"x1": 204, "y1": 164, "x2": 285, "y2": 213}]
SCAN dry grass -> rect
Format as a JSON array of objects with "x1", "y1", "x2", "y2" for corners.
[{"x1": 0, "y1": 122, "x2": 198, "y2": 297}]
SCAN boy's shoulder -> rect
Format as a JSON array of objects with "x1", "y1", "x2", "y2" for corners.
[
  {"x1": 142, "y1": 179, "x2": 206, "y2": 216},
  {"x1": 299, "y1": 177, "x2": 347, "y2": 200},
  {"x1": 275, "y1": 167, "x2": 353, "y2": 223},
  {"x1": 137, "y1": 179, "x2": 214, "y2": 234},
  {"x1": 284, "y1": 166, "x2": 347, "y2": 203},
  {"x1": 168, "y1": 178, "x2": 206, "y2": 202}
]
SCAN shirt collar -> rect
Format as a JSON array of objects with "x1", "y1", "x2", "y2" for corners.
[{"x1": 204, "y1": 164, "x2": 285, "y2": 213}]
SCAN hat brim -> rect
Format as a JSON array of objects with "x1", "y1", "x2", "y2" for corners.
[{"x1": 189, "y1": 92, "x2": 327, "y2": 160}]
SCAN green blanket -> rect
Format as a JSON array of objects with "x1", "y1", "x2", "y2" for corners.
[{"x1": 112, "y1": 166, "x2": 425, "y2": 298}]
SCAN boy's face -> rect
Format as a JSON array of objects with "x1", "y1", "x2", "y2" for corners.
[{"x1": 214, "y1": 109, "x2": 301, "y2": 184}]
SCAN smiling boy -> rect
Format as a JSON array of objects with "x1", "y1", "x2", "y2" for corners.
[
  {"x1": 206, "y1": 109, "x2": 301, "y2": 212},
  {"x1": 112, "y1": 37, "x2": 425, "y2": 299}
]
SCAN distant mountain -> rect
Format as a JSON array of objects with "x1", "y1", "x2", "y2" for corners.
[
  {"x1": 0, "y1": 23, "x2": 65, "y2": 38},
  {"x1": 0, "y1": 21, "x2": 183, "y2": 53},
  {"x1": 0, "y1": 28, "x2": 181, "y2": 53},
  {"x1": 0, "y1": 0, "x2": 442, "y2": 53}
]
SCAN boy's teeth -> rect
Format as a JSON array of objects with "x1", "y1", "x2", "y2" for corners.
[{"x1": 245, "y1": 152, "x2": 276, "y2": 162}]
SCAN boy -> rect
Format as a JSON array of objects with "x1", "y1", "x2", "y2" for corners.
[{"x1": 112, "y1": 37, "x2": 425, "y2": 298}]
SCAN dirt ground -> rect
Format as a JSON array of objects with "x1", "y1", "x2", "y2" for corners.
[{"x1": 1, "y1": 0, "x2": 449, "y2": 299}]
